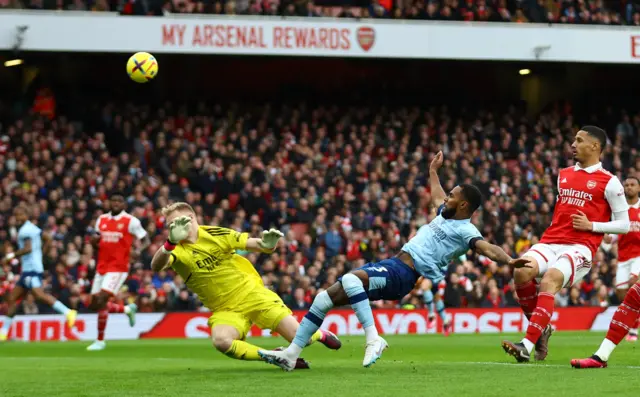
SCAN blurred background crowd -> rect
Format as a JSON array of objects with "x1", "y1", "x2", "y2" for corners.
[
  {"x1": 2, "y1": 0, "x2": 640, "y2": 26},
  {"x1": 0, "y1": 93, "x2": 639, "y2": 316}
]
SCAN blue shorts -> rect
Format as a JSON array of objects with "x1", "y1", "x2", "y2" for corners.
[
  {"x1": 17, "y1": 272, "x2": 43, "y2": 290},
  {"x1": 343, "y1": 258, "x2": 420, "y2": 301}
]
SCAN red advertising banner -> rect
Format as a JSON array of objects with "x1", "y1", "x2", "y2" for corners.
[{"x1": 0, "y1": 307, "x2": 613, "y2": 342}]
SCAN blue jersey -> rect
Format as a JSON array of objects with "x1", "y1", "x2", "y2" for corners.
[
  {"x1": 17, "y1": 221, "x2": 44, "y2": 274},
  {"x1": 401, "y1": 205, "x2": 482, "y2": 283}
]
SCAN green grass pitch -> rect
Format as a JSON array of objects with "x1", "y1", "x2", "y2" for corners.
[{"x1": 1, "y1": 332, "x2": 639, "y2": 397}]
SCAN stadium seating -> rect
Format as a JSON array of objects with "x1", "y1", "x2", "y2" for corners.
[
  {"x1": 1, "y1": 0, "x2": 638, "y2": 25},
  {"x1": 1, "y1": 96, "x2": 638, "y2": 316}
]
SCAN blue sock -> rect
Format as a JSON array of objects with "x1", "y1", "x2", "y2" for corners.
[
  {"x1": 52, "y1": 300, "x2": 70, "y2": 315},
  {"x1": 341, "y1": 273, "x2": 378, "y2": 342},
  {"x1": 436, "y1": 299, "x2": 447, "y2": 321},
  {"x1": 423, "y1": 290, "x2": 435, "y2": 317},
  {"x1": 1, "y1": 315, "x2": 13, "y2": 334},
  {"x1": 290, "y1": 291, "x2": 334, "y2": 351}
]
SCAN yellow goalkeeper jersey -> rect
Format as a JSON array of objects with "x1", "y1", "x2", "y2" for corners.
[{"x1": 168, "y1": 226, "x2": 263, "y2": 310}]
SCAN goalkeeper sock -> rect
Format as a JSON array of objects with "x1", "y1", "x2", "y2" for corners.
[
  {"x1": 289, "y1": 291, "x2": 334, "y2": 357},
  {"x1": 309, "y1": 330, "x2": 323, "y2": 344},
  {"x1": 224, "y1": 340, "x2": 262, "y2": 361}
]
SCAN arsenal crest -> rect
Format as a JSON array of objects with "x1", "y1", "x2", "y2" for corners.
[
  {"x1": 587, "y1": 180, "x2": 597, "y2": 189},
  {"x1": 117, "y1": 223, "x2": 124, "y2": 230},
  {"x1": 357, "y1": 27, "x2": 375, "y2": 52}
]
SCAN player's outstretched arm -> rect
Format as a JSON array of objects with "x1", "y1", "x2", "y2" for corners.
[
  {"x1": 429, "y1": 151, "x2": 446, "y2": 208},
  {"x1": 151, "y1": 248, "x2": 172, "y2": 272},
  {"x1": 246, "y1": 228, "x2": 284, "y2": 254},
  {"x1": 472, "y1": 240, "x2": 531, "y2": 268}
]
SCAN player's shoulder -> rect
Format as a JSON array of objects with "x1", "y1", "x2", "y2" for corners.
[
  {"x1": 201, "y1": 225, "x2": 233, "y2": 236},
  {"x1": 595, "y1": 166, "x2": 616, "y2": 179},
  {"x1": 20, "y1": 221, "x2": 40, "y2": 233}
]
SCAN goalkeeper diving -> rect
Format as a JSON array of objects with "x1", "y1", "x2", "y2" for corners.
[{"x1": 151, "y1": 203, "x2": 341, "y2": 368}]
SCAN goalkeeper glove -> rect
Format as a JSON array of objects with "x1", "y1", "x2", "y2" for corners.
[
  {"x1": 259, "y1": 228, "x2": 284, "y2": 252},
  {"x1": 166, "y1": 215, "x2": 191, "y2": 248}
]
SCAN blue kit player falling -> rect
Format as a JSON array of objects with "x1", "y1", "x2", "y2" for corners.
[
  {"x1": 0, "y1": 206, "x2": 77, "y2": 341},
  {"x1": 259, "y1": 151, "x2": 531, "y2": 371}
]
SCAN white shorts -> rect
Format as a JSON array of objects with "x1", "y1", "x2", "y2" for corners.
[
  {"x1": 615, "y1": 258, "x2": 640, "y2": 289},
  {"x1": 524, "y1": 243, "x2": 593, "y2": 287},
  {"x1": 91, "y1": 272, "x2": 128, "y2": 295}
]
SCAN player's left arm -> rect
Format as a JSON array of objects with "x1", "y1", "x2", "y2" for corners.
[
  {"x1": 572, "y1": 177, "x2": 630, "y2": 234},
  {"x1": 245, "y1": 229, "x2": 284, "y2": 254},
  {"x1": 472, "y1": 239, "x2": 531, "y2": 268}
]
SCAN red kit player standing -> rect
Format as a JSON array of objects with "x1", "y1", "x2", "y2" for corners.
[
  {"x1": 571, "y1": 176, "x2": 640, "y2": 368},
  {"x1": 502, "y1": 126, "x2": 630, "y2": 363},
  {"x1": 86, "y1": 192, "x2": 150, "y2": 351}
]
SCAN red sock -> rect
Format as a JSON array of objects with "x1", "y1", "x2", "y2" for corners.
[
  {"x1": 516, "y1": 281, "x2": 538, "y2": 320},
  {"x1": 97, "y1": 310, "x2": 108, "y2": 341},
  {"x1": 606, "y1": 284, "x2": 640, "y2": 344},
  {"x1": 524, "y1": 292, "x2": 554, "y2": 344},
  {"x1": 107, "y1": 302, "x2": 125, "y2": 313}
]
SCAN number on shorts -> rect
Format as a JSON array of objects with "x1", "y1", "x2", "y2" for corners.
[{"x1": 370, "y1": 266, "x2": 388, "y2": 273}]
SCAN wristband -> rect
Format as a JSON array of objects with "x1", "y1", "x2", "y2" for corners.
[
  {"x1": 163, "y1": 240, "x2": 177, "y2": 251},
  {"x1": 5, "y1": 252, "x2": 15, "y2": 260}
]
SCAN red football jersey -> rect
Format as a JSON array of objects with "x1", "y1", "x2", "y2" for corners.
[
  {"x1": 618, "y1": 201, "x2": 640, "y2": 262},
  {"x1": 95, "y1": 212, "x2": 147, "y2": 274},
  {"x1": 540, "y1": 164, "x2": 627, "y2": 257}
]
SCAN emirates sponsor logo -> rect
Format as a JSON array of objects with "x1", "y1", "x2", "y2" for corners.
[
  {"x1": 559, "y1": 187, "x2": 593, "y2": 207},
  {"x1": 101, "y1": 231, "x2": 123, "y2": 243}
]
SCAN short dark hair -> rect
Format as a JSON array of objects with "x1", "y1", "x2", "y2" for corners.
[
  {"x1": 110, "y1": 191, "x2": 126, "y2": 199},
  {"x1": 580, "y1": 125, "x2": 608, "y2": 152},
  {"x1": 459, "y1": 184, "x2": 482, "y2": 213},
  {"x1": 626, "y1": 176, "x2": 640, "y2": 185}
]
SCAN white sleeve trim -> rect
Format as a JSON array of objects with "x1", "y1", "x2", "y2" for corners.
[
  {"x1": 604, "y1": 176, "x2": 629, "y2": 213},
  {"x1": 592, "y1": 210, "x2": 630, "y2": 234},
  {"x1": 128, "y1": 217, "x2": 148, "y2": 240}
]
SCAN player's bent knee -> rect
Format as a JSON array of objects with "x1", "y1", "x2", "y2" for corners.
[
  {"x1": 514, "y1": 263, "x2": 537, "y2": 284},
  {"x1": 211, "y1": 325, "x2": 240, "y2": 352},
  {"x1": 211, "y1": 333, "x2": 235, "y2": 352},
  {"x1": 539, "y1": 269, "x2": 564, "y2": 293},
  {"x1": 342, "y1": 273, "x2": 364, "y2": 289}
]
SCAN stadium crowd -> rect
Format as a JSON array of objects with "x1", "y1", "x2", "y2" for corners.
[
  {"x1": 0, "y1": 100, "x2": 639, "y2": 316},
  {"x1": 1, "y1": 0, "x2": 639, "y2": 26}
]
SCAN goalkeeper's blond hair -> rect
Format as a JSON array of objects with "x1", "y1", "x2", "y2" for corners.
[{"x1": 161, "y1": 202, "x2": 195, "y2": 217}]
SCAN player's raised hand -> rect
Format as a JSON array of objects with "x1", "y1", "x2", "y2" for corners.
[
  {"x1": 571, "y1": 210, "x2": 593, "y2": 231},
  {"x1": 430, "y1": 151, "x2": 444, "y2": 172},
  {"x1": 261, "y1": 228, "x2": 284, "y2": 251},
  {"x1": 508, "y1": 257, "x2": 533, "y2": 269},
  {"x1": 169, "y1": 215, "x2": 191, "y2": 243}
]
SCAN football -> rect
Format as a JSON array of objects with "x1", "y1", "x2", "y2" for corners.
[{"x1": 126, "y1": 52, "x2": 158, "y2": 83}]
